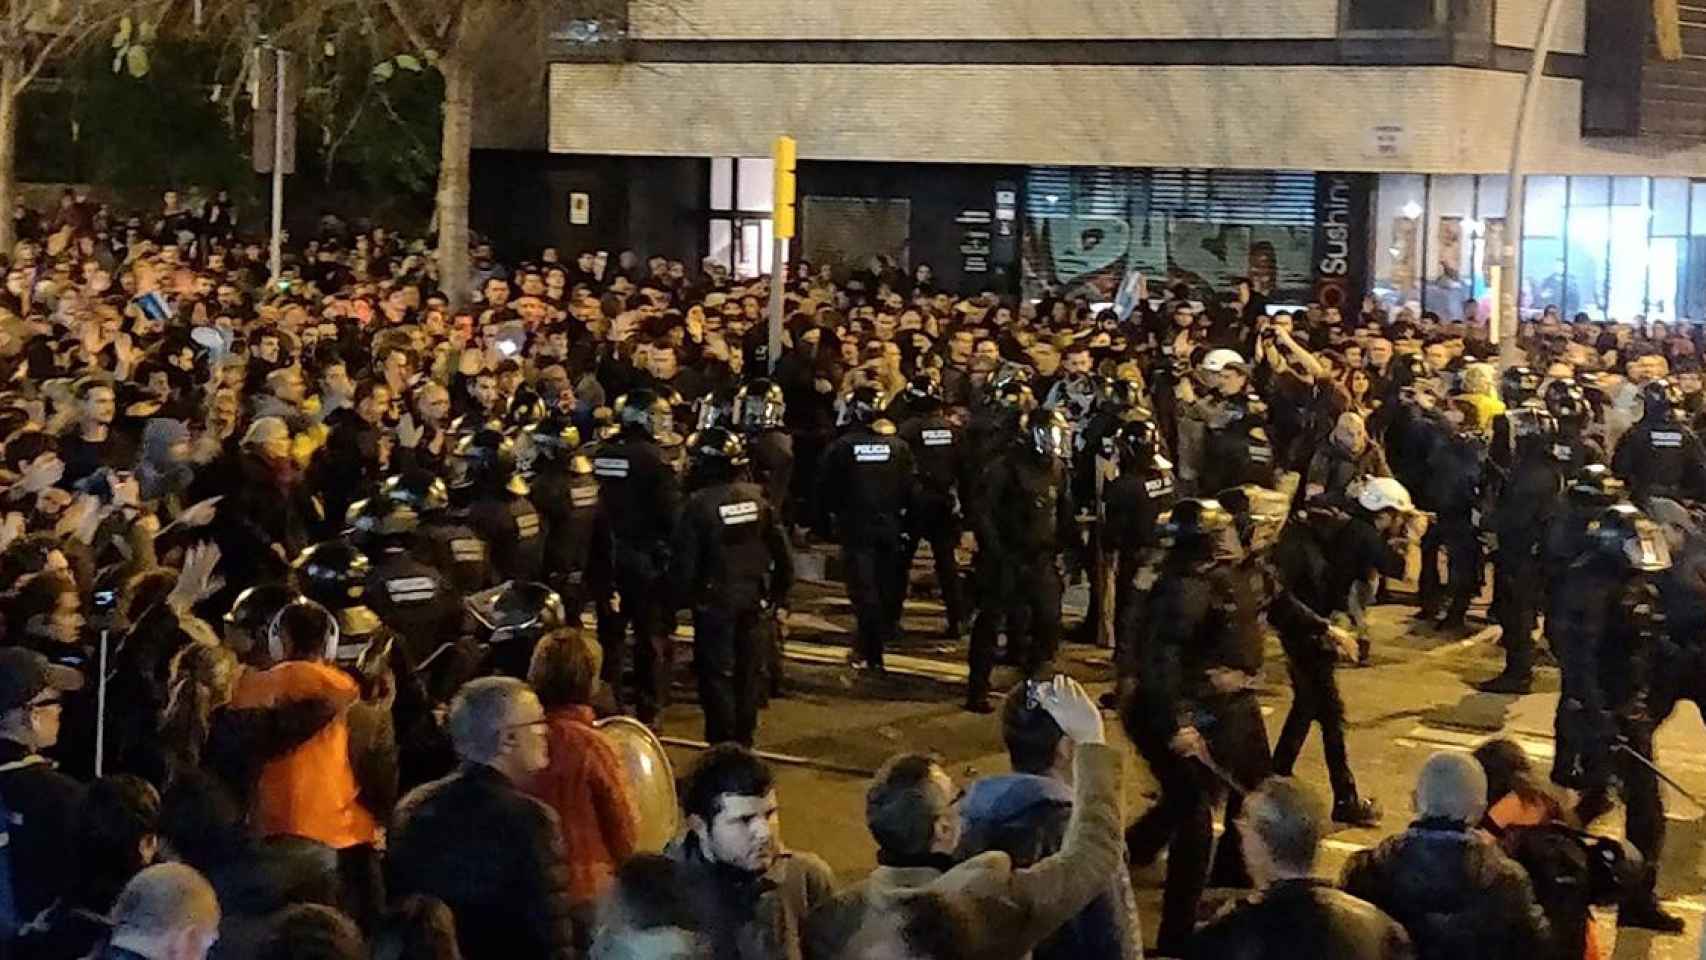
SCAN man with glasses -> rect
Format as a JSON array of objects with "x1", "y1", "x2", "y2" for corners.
[
  {"x1": 387, "y1": 676, "x2": 574, "y2": 960},
  {"x1": 0, "y1": 646, "x2": 88, "y2": 928}
]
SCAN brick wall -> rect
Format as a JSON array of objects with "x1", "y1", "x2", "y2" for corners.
[
  {"x1": 629, "y1": 0, "x2": 1340, "y2": 40},
  {"x1": 549, "y1": 61, "x2": 1706, "y2": 176}
]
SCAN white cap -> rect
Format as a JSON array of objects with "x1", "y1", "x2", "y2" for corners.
[
  {"x1": 1353, "y1": 476, "x2": 1415, "y2": 514},
  {"x1": 1201, "y1": 349, "x2": 1247, "y2": 373}
]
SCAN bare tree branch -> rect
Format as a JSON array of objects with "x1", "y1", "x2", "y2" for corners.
[{"x1": 378, "y1": 0, "x2": 437, "y2": 59}]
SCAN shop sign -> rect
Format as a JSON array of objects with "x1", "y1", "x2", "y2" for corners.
[{"x1": 1313, "y1": 173, "x2": 1371, "y2": 309}]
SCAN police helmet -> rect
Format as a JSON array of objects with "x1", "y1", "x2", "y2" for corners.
[
  {"x1": 224, "y1": 583, "x2": 298, "y2": 646},
  {"x1": 528, "y1": 415, "x2": 582, "y2": 461},
  {"x1": 1568, "y1": 464, "x2": 1627, "y2": 510},
  {"x1": 732, "y1": 378, "x2": 786, "y2": 431},
  {"x1": 466, "y1": 581, "x2": 568, "y2": 640},
  {"x1": 1098, "y1": 377, "x2": 1144, "y2": 416},
  {"x1": 291, "y1": 540, "x2": 372, "y2": 610},
  {"x1": 1544, "y1": 380, "x2": 1590, "y2": 427},
  {"x1": 1159, "y1": 498, "x2": 1244, "y2": 562},
  {"x1": 383, "y1": 470, "x2": 450, "y2": 515},
  {"x1": 1110, "y1": 418, "x2": 1168, "y2": 470},
  {"x1": 614, "y1": 389, "x2": 674, "y2": 439},
  {"x1": 346, "y1": 496, "x2": 420, "y2": 539},
  {"x1": 838, "y1": 384, "x2": 886, "y2": 428},
  {"x1": 1508, "y1": 405, "x2": 1558, "y2": 443},
  {"x1": 901, "y1": 372, "x2": 945, "y2": 413},
  {"x1": 686, "y1": 426, "x2": 751, "y2": 469},
  {"x1": 1023, "y1": 408, "x2": 1072, "y2": 459},
  {"x1": 1641, "y1": 379, "x2": 1683, "y2": 423},
  {"x1": 449, "y1": 429, "x2": 520, "y2": 490},
  {"x1": 448, "y1": 412, "x2": 505, "y2": 438},
  {"x1": 1586, "y1": 503, "x2": 1672, "y2": 572},
  {"x1": 1500, "y1": 365, "x2": 1542, "y2": 405},
  {"x1": 693, "y1": 389, "x2": 734, "y2": 432},
  {"x1": 506, "y1": 387, "x2": 548, "y2": 430},
  {"x1": 1390, "y1": 353, "x2": 1430, "y2": 391},
  {"x1": 991, "y1": 379, "x2": 1037, "y2": 414}
]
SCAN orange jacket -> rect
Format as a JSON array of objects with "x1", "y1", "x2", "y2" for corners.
[
  {"x1": 230, "y1": 660, "x2": 378, "y2": 849},
  {"x1": 524, "y1": 705, "x2": 639, "y2": 906}
]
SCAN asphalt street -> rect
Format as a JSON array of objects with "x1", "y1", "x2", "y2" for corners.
[{"x1": 636, "y1": 550, "x2": 1706, "y2": 960}]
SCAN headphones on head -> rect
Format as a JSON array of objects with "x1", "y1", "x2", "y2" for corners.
[{"x1": 266, "y1": 597, "x2": 341, "y2": 664}]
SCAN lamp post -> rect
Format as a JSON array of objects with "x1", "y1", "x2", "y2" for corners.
[{"x1": 1497, "y1": 0, "x2": 1566, "y2": 367}]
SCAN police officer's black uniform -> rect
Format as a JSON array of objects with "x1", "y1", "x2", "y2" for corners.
[
  {"x1": 964, "y1": 378, "x2": 1035, "y2": 673},
  {"x1": 388, "y1": 470, "x2": 495, "y2": 593},
  {"x1": 1612, "y1": 379, "x2": 1706, "y2": 505},
  {"x1": 732, "y1": 379, "x2": 795, "y2": 528},
  {"x1": 451, "y1": 430, "x2": 546, "y2": 585},
  {"x1": 348, "y1": 497, "x2": 466, "y2": 701},
  {"x1": 897, "y1": 375, "x2": 970, "y2": 637},
  {"x1": 966, "y1": 409, "x2": 1078, "y2": 712},
  {"x1": 1103, "y1": 418, "x2": 1176, "y2": 687},
  {"x1": 816, "y1": 386, "x2": 915, "y2": 672},
  {"x1": 1197, "y1": 393, "x2": 1276, "y2": 496},
  {"x1": 1549, "y1": 504, "x2": 1683, "y2": 932},
  {"x1": 594, "y1": 390, "x2": 684, "y2": 723},
  {"x1": 526, "y1": 416, "x2": 601, "y2": 614},
  {"x1": 671, "y1": 428, "x2": 794, "y2": 746},
  {"x1": 1120, "y1": 500, "x2": 1272, "y2": 957},
  {"x1": 1418, "y1": 399, "x2": 1489, "y2": 630}
]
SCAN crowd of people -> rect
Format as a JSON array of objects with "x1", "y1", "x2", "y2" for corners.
[{"x1": 0, "y1": 184, "x2": 1704, "y2": 960}]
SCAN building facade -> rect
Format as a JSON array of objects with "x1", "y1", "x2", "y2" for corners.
[{"x1": 475, "y1": 0, "x2": 1706, "y2": 320}]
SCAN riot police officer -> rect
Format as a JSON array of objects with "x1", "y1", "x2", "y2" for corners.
[
  {"x1": 670, "y1": 427, "x2": 794, "y2": 746},
  {"x1": 524, "y1": 415, "x2": 600, "y2": 614},
  {"x1": 222, "y1": 583, "x2": 298, "y2": 667},
  {"x1": 731, "y1": 378, "x2": 794, "y2": 528},
  {"x1": 1070, "y1": 377, "x2": 1148, "y2": 649},
  {"x1": 1544, "y1": 378, "x2": 1606, "y2": 466},
  {"x1": 1550, "y1": 504, "x2": 1683, "y2": 933},
  {"x1": 896, "y1": 373, "x2": 970, "y2": 638},
  {"x1": 966, "y1": 409, "x2": 1078, "y2": 713},
  {"x1": 594, "y1": 389, "x2": 683, "y2": 723},
  {"x1": 817, "y1": 385, "x2": 915, "y2": 673},
  {"x1": 347, "y1": 496, "x2": 464, "y2": 696},
  {"x1": 292, "y1": 540, "x2": 388, "y2": 670},
  {"x1": 1121, "y1": 499, "x2": 1273, "y2": 957},
  {"x1": 1265, "y1": 478, "x2": 1420, "y2": 825},
  {"x1": 1190, "y1": 351, "x2": 1276, "y2": 495},
  {"x1": 387, "y1": 470, "x2": 493, "y2": 594},
  {"x1": 1418, "y1": 397, "x2": 1490, "y2": 631},
  {"x1": 1491, "y1": 365, "x2": 1544, "y2": 470},
  {"x1": 1612, "y1": 378, "x2": 1706, "y2": 505},
  {"x1": 449, "y1": 429, "x2": 545, "y2": 585},
  {"x1": 1481, "y1": 407, "x2": 1571, "y2": 693},
  {"x1": 465, "y1": 580, "x2": 568, "y2": 681},
  {"x1": 1104, "y1": 418, "x2": 1176, "y2": 696}
]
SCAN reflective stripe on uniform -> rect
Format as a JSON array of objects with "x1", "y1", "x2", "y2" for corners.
[
  {"x1": 718, "y1": 501, "x2": 760, "y2": 526},
  {"x1": 386, "y1": 576, "x2": 438, "y2": 604},
  {"x1": 594, "y1": 457, "x2": 630, "y2": 478}
]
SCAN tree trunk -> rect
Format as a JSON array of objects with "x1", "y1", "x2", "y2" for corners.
[
  {"x1": 0, "y1": 53, "x2": 20, "y2": 257},
  {"x1": 435, "y1": 50, "x2": 473, "y2": 308}
]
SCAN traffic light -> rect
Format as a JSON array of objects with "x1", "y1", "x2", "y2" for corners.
[
  {"x1": 773, "y1": 135, "x2": 797, "y2": 240},
  {"x1": 1656, "y1": 0, "x2": 1682, "y2": 61}
]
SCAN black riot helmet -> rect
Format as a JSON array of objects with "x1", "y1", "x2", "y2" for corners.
[
  {"x1": 527, "y1": 415, "x2": 582, "y2": 463},
  {"x1": 1389, "y1": 353, "x2": 1431, "y2": 392},
  {"x1": 1046, "y1": 374, "x2": 1100, "y2": 424},
  {"x1": 291, "y1": 540, "x2": 372, "y2": 610},
  {"x1": 1585, "y1": 503, "x2": 1672, "y2": 572},
  {"x1": 838, "y1": 384, "x2": 885, "y2": 428},
  {"x1": 990, "y1": 379, "x2": 1037, "y2": 414},
  {"x1": 693, "y1": 389, "x2": 734, "y2": 432},
  {"x1": 1641, "y1": 379, "x2": 1684, "y2": 423},
  {"x1": 901, "y1": 372, "x2": 945, "y2": 414},
  {"x1": 732, "y1": 378, "x2": 786, "y2": 431},
  {"x1": 465, "y1": 581, "x2": 568, "y2": 675},
  {"x1": 614, "y1": 389, "x2": 674, "y2": 439},
  {"x1": 1098, "y1": 377, "x2": 1145, "y2": 419},
  {"x1": 1500, "y1": 366, "x2": 1542, "y2": 406},
  {"x1": 346, "y1": 496, "x2": 419, "y2": 542},
  {"x1": 1568, "y1": 464, "x2": 1627, "y2": 511},
  {"x1": 449, "y1": 428, "x2": 523, "y2": 493},
  {"x1": 1159, "y1": 498, "x2": 1244, "y2": 563},
  {"x1": 1544, "y1": 379, "x2": 1590, "y2": 429},
  {"x1": 686, "y1": 426, "x2": 750, "y2": 470},
  {"x1": 1022, "y1": 408, "x2": 1072, "y2": 459},
  {"x1": 383, "y1": 470, "x2": 450, "y2": 515},
  {"x1": 1109, "y1": 418, "x2": 1167, "y2": 470},
  {"x1": 1508, "y1": 405, "x2": 1558, "y2": 448},
  {"x1": 506, "y1": 387, "x2": 548, "y2": 430},
  {"x1": 224, "y1": 583, "x2": 298, "y2": 653}
]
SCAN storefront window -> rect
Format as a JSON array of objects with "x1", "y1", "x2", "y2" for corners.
[
  {"x1": 1606, "y1": 177, "x2": 1651, "y2": 322},
  {"x1": 1522, "y1": 176, "x2": 1567, "y2": 316},
  {"x1": 1650, "y1": 179, "x2": 1689, "y2": 322},
  {"x1": 1373, "y1": 174, "x2": 1426, "y2": 311},
  {"x1": 1565, "y1": 177, "x2": 1609, "y2": 320},
  {"x1": 706, "y1": 158, "x2": 777, "y2": 280},
  {"x1": 1426, "y1": 176, "x2": 1474, "y2": 320}
]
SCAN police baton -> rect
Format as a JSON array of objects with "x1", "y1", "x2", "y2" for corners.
[
  {"x1": 1614, "y1": 743, "x2": 1706, "y2": 812},
  {"x1": 1191, "y1": 748, "x2": 1248, "y2": 798}
]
